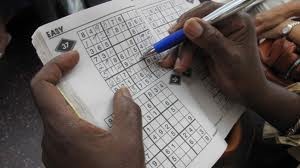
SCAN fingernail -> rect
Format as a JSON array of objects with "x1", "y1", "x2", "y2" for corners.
[
  {"x1": 184, "y1": 18, "x2": 203, "y2": 38},
  {"x1": 119, "y1": 87, "x2": 131, "y2": 98},
  {"x1": 174, "y1": 58, "x2": 183, "y2": 72}
]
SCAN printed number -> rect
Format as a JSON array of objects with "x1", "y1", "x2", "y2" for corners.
[
  {"x1": 189, "y1": 139, "x2": 195, "y2": 145},
  {"x1": 152, "y1": 134, "x2": 158, "y2": 140},
  {"x1": 152, "y1": 160, "x2": 158, "y2": 167},
  {"x1": 81, "y1": 32, "x2": 86, "y2": 38},
  {"x1": 89, "y1": 48, "x2": 95, "y2": 55},
  {"x1": 62, "y1": 42, "x2": 69, "y2": 50},
  {"x1": 183, "y1": 133, "x2": 188, "y2": 139},
  {"x1": 104, "y1": 41, "x2": 110, "y2": 48},
  {"x1": 171, "y1": 156, "x2": 177, "y2": 162},
  {"x1": 164, "y1": 124, "x2": 170, "y2": 130},
  {"x1": 165, "y1": 149, "x2": 171, "y2": 155}
]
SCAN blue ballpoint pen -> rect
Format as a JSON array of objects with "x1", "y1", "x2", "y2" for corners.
[{"x1": 143, "y1": 0, "x2": 255, "y2": 58}]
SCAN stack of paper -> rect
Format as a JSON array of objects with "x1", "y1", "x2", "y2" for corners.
[{"x1": 32, "y1": 0, "x2": 245, "y2": 167}]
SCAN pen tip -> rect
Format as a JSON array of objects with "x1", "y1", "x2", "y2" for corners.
[{"x1": 141, "y1": 47, "x2": 156, "y2": 59}]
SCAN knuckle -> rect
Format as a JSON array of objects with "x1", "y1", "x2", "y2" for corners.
[{"x1": 204, "y1": 27, "x2": 222, "y2": 44}]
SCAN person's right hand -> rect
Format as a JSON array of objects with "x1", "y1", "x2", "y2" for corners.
[
  {"x1": 31, "y1": 51, "x2": 145, "y2": 168},
  {"x1": 161, "y1": 1, "x2": 268, "y2": 103}
]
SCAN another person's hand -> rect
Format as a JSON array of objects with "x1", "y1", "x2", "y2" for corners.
[
  {"x1": 257, "y1": 18, "x2": 293, "y2": 39},
  {"x1": 160, "y1": 1, "x2": 267, "y2": 103},
  {"x1": 31, "y1": 51, "x2": 145, "y2": 168},
  {"x1": 255, "y1": 4, "x2": 292, "y2": 38}
]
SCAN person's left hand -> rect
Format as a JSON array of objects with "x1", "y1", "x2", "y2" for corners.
[
  {"x1": 258, "y1": 19, "x2": 293, "y2": 39},
  {"x1": 31, "y1": 51, "x2": 145, "y2": 168}
]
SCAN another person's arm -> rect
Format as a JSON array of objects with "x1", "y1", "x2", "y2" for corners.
[
  {"x1": 31, "y1": 51, "x2": 145, "y2": 168},
  {"x1": 160, "y1": 2, "x2": 300, "y2": 133},
  {"x1": 256, "y1": 1, "x2": 300, "y2": 36}
]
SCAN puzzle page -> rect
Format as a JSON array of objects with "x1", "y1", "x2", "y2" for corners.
[{"x1": 32, "y1": 1, "x2": 227, "y2": 168}]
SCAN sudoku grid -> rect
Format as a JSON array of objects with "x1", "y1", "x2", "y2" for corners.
[
  {"x1": 77, "y1": 9, "x2": 169, "y2": 96},
  {"x1": 105, "y1": 82, "x2": 212, "y2": 168},
  {"x1": 140, "y1": 0, "x2": 191, "y2": 39}
]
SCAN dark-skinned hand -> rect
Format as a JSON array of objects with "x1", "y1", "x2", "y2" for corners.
[
  {"x1": 159, "y1": 1, "x2": 267, "y2": 103},
  {"x1": 31, "y1": 51, "x2": 145, "y2": 168}
]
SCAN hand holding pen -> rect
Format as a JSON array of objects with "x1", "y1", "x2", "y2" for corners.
[{"x1": 143, "y1": 0, "x2": 255, "y2": 62}]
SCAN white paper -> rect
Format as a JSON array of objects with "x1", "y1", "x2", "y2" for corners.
[{"x1": 31, "y1": 1, "x2": 247, "y2": 167}]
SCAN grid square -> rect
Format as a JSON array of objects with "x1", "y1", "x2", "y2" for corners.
[
  {"x1": 169, "y1": 141, "x2": 179, "y2": 151},
  {"x1": 187, "y1": 137, "x2": 196, "y2": 147},
  {"x1": 162, "y1": 98, "x2": 172, "y2": 108},
  {"x1": 150, "y1": 109, "x2": 160, "y2": 118},
  {"x1": 144, "y1": 124, "x2": 154, "y2": 135},
  {"x1": 181, "y1": 130, "x2": 190, "y2": 141},
  {"x1": 191, "y1": 132, "x2": 202, "y2": 142},
  {"x1": 168, "y1": 94, "x2": 178, "y2": 103},
  {"x1": 187, "y1": 149, "x2": 197, "y2": 160},
  {"x1": 156, "y1": 152, "x2": 167, "y2": 163},
  {"x1": 156, "y1": 126, "x2": 166, "y2": 137},
  {"x1": 162, "y1": 122, "x2": 171, "y2": 132},
  {"x1": 157, "y1": 103, "x2": 167, "y2": 113},
  {"x1": 156, "y1": 115, "x2": 165, "y2": 125},
  {"x1": 162, "y1": 133, "x2": 172, "y2": 144},
  {"x1": 182, "y1": 154, "x2": 192, "y2": 166},
  {"x1": 181, "y1": 142, "x2": 191, "y2": 153},
  {"x1": 198, "y1": 126, "x2": 206, "y2": 137},
  {"x1": 156, "y1": 139, "x2": 166, "y2": 149},
  {"x1": 170, "y1": 154, "x2": 179, "y2": 164},
  {"x1": 169, "y1": 105, "x2": 177, "y2": 114},
  {"x1": 149, "y1": 157, "x2": 160, "y2": 168},
  {"x1": 175, "y1": 147, "x2": 185, "y2": 159},
  {"x1": 193, "y1": 143, "x2": 203, "y2": 154},
  {"x1": 169, "y1": 116, "x2": 178, "y2": 126},
  {"x1": 163, "y1": 110, "x2": 172, "y2": 119},
  {"x1": 180, "y1": 107, "x2": 189, "y2": 116},
  {"x1": 139, "y1": 94, "x2": 148, "y2": 104},
  {"x1": 150, "y1": 120, "x2": 160, "y2": 130},
  {"x1": 145, "y1": 101, "x2": 154, "y2": 111},
  {"x1": 144, "y1": 113, "x2": 153, "y2": 123},
  {"x1": 149, "y1": 144, "x2": 160, "y2": 156},
  {"x1": 174, "y1": 112, "x2": 184, "y2": 122},
  {"x1": 203, "y1": 134, "x2": 211, "y2": 143},
  {"x1": 145, "y1": 150, "x2": 153, "y2": 162},
  {"x1": 198, "y1": 138, "x2": 207, "y2": 148},
  {"x1": 174, "y1": 101, "x2": 183, "y2": 109},
  {"x1": 151, "y1": 97, "x2": 160, "y2": 106},
  {"x1": 157, "y1": 92, "x2": 167, "y2": 101},
  {"x1": 168, "y1": 129, "x2": 178, "y2": 138},
  {"x1": 163, "y1": 88, "x2": 172, "y2": 97},
  {"x1": 174, "y1": 123, "x2": 184, "y2": 133},
  {"x1": 175, "y1": 160, "x2": 185, "y2": 168},
  {"x1": 162, "y1": 159, "x2": 173, "y2": 168},
  {"x1": 180, "y1": 118, "x2": 190, "y2": 128}
]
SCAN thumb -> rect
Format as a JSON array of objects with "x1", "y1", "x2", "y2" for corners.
[
  {"x1": 183, "y1": 18, "x2": 230, "y2": 61},
  {"x1": 112, "y1": 88, "x2": 143, "y2": 140}
]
